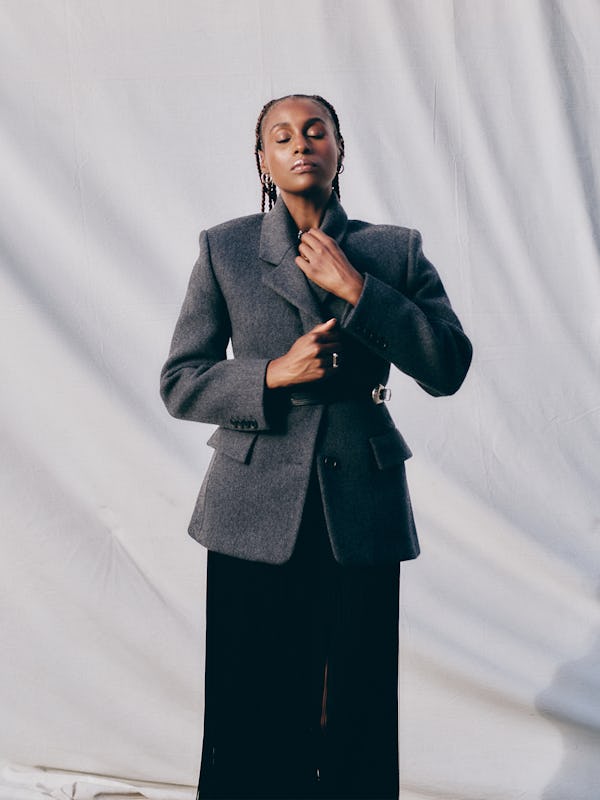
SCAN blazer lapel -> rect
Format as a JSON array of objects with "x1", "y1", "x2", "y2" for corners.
[{"x1": 260, "y1": 194, "x2": 348, "y2": 330}]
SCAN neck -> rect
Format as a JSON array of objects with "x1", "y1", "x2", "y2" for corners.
[{"x1": 279, "y1": 189, "x2": 333, "y2": 231}]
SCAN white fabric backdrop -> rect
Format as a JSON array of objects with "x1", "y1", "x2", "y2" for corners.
[{"x1": 2, "y1": 1, "x2": 599, "y2": 798}]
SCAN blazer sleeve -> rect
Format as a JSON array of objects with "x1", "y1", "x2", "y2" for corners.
[
  {"x1": 341, "y1": 229, "x2": 472, "y2": 396},
  {"x1": 160, "y1": 230, "x2": 274, "y2": 430}
]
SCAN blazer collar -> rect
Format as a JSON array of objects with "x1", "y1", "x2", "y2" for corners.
[{"x1": 259, "y1": 194, "x2": 348, "y2": 326}]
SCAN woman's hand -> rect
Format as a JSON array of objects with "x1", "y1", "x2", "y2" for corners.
[
  {"x1": 296, "y1": 229, "x2": 364, "y2": 306},
  {"x1": 265, "y1": 318, "x2": 342, "y2": 389}
]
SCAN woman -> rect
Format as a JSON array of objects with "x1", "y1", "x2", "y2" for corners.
[{"x1": 161, "y1": 94, "x2": 472, "y2": 800}]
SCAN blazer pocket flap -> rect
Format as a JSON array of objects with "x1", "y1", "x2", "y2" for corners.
[
  {"x1": 369, "y1": 428, "x2": 413, "y2": 469},
  {"x1": 206, "y1": 427, "x2": 258, "y2": 464}
]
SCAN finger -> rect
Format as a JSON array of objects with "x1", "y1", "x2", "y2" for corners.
[
  {"x1": 302, "y1": 227, "x2": 331, "y2": 241},
  {"x1": 310, "y1": 318, "x2": 337, "y2": 333},
  {"x1": 315, "y1": 341, "x2": 342, "y2": 354},
  {"x1": 313, "y1": 329, "x2": 342, "y2": 344},
  {"x1": 315, "y1": 342, "x2": 342, "y2": 354},
  {"x1": 299, "y1": 230, "x2": 331, "y2": 255},
  {"x1": 296, "y1": 242, "x2": 312, "y2": 262},
  {"x1": 298, "y1": 228, "x2": 318, "y2": 243},
  {"x1": 303, "y1": 228, "x2": 328, "y2": 242},
  {"x1": 295, "y1": 255, "x2": 313, "y2": 273},
  {"x1": 298, "y1": 229, "x2": 317, "y2": 247},
  {"x1": 303, "y1": 228, "x2": 335, "y2": 249}
]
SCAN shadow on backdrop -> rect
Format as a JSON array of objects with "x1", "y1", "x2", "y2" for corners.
[{"x1": 535, "y1": 588, "x2": 600, "y2": 800}]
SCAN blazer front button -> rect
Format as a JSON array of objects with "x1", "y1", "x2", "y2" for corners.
[{"x1": 323, "y1": 455, "x2": 339, "y2": 470}]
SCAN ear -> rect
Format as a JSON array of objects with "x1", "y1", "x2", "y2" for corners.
[{"x1": 258, "y1": 149, "x2": 268, "y2": 174}]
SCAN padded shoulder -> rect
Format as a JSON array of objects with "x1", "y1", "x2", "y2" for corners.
[
  {"x1": 205, "y1": 213, "x2": 264, "y2": 263},
  {"x1": 207, "y1": 213, "x2": 264, "y2": 239}
]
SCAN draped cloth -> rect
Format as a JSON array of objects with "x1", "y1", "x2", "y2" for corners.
[{"x1": 2, "y1": 3, "x2": 600, "y2": 799}]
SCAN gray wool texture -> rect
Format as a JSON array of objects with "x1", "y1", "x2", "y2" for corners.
[{"x1": 160, "y1": 195, "x2": 472, "y2": 565}]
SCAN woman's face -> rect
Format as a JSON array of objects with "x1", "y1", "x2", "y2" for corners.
[{"x1": 258, "y1": 97, "x2": 341, "y2": 204}]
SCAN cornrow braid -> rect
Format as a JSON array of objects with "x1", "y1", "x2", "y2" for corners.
[{"x1": 254, "y1": 94, "x2": 345, "y2": 212}]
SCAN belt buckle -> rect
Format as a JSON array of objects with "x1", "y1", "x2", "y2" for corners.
[{"x1": 371, "y1": 383, "x2": 391, "y2": 405}]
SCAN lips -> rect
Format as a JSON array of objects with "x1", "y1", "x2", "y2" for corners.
[{"x1": 291, "y1": 159, "x2": 317, "y2": 172}]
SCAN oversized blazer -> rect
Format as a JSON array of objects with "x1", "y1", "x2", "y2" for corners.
[{"x1": 160, "y1": 194, "x2": 472, "y2": 566}]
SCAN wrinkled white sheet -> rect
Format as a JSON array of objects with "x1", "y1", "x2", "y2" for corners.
[{"x1": 2, "y1": 1, "x2": 599, "y2": 798}]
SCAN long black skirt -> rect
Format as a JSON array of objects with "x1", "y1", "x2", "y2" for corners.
[{"x1": 197, "y1": 474, "x2": 400, "y2": 800}]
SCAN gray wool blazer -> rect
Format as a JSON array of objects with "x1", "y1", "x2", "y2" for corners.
[{"x1": 160, "y1": 194, "x2": 472, "y2": 565}]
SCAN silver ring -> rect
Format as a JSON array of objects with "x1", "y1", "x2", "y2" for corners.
[{"x1": 332, "y1": 352, "x2": 339, "y2": 369}]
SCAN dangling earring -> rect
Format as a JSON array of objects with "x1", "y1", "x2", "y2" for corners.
[
  {"x1": 333, "y1": 162, "x2": 344, "y2": 199},
  {"x1": 261, "y1": 173, "x2": 277, "y2": 211}
]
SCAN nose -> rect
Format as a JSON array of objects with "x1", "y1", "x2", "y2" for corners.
[{"x1": 293, "y1": 134, "x2": 311, "y2": 153}]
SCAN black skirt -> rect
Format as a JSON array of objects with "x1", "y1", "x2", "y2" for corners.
[{"x1": 197, "y1": 473, "x2": 400, "y2": 800}]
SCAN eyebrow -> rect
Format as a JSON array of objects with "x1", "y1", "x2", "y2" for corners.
[{"x1": 268, "y1": 116, "x2": 327, "y2": 133}]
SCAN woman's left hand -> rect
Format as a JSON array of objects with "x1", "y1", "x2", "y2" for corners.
[{"x1": 296, "y1": 229, "x2": 364, "y2": 306}]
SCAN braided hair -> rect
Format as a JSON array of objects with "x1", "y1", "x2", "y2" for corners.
[{"x1": 254, "y1": 94, "x2": 345, "y2": 212}]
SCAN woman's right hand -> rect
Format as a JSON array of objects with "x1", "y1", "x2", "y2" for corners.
[{"x1": 265, "y1": 318, "x2": 342, "y2": 389}]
